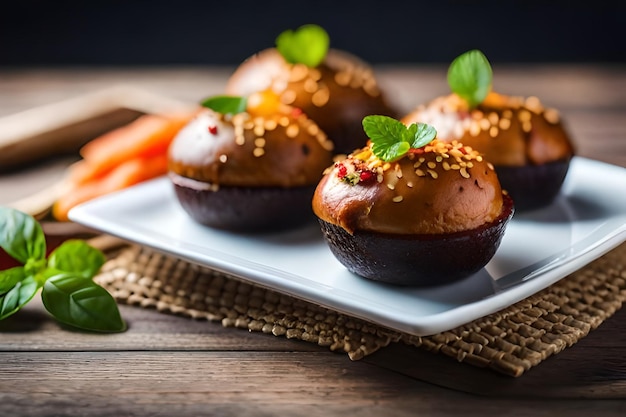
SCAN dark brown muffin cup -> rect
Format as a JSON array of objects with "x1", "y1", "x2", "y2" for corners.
[
  {"x1": 495, "y1": 159, "x2": 570, "y2": 212},
  {"x1": 172, "y1": 179, "x2": 317, "y2": 233},
  {"x1": 319, "y1": 194, "x2": 514, "y2": 286}
]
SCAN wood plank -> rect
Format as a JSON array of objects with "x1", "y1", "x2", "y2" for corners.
[
  {"x1": 1, "y1": 350, "x2": 625, "y2": 417},
  {"x1": 0, "y1": 298, "x2": 320, "y2": 353}
]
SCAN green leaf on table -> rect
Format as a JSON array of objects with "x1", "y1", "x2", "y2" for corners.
[
  {"x1": 447, "y1": 49, "x2": 493, "y2": 108},
  {"x1": 0, "y1": 275, "x2": 40, "y2": 320},
  {"x1": 0, "y1": 266, "x2": 25, "y2": 294},
  {"x1": 0, "y1": 206, "x2": 46, "y2": 264},
  {"x1": 276, "y1": 24, "x2": 330, "y2": 67},
  {"x1": 42, "y1": 274, "x2": 126, "y2": 332},
  {"x1": 362, "y1": 115, "x2": 437, "y2": 162},
  {"x1": 48, "y1": 240, "x2": 106, "y2": 279}
]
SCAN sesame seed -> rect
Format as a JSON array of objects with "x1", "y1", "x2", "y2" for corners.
[
  {"x1": 427, "y1": 169, "x2": 438, "y2": 179},
  {"x1": 334, "y1": 71, "x2": 351, "y2": 86},
  {"x1": 312, "y1": 88, "x2": 330, "y2": 107},
  {"x1": 415, "y1": 169, "x2": 426, "y2": 177},
  {"x1": 254, "y1": 125, "x2": 265, "y2": 136},
  {"x1": 254, "y1": 138, "x2": 266, "y2": 148},
  {"x1": 219, "y1": 154, "x2": 227, "y2": 163},
  {"x1": 392, "y1": 196, "x2": 403, "y2": 203},
  {"x1": 427, "y1": 161, "x2": 436, "y2": 169},
  {"x1": 307, "y1": 124, "x2": 319, "y2": 135},
  {"x1": 489, "y1": 126, "x2": 499, "y2": 137},
  {"x1": 518, "y1": 109, "x2": 532, "y2": 123},
  {"x1": 286, "y1": 124, "x2": 300, "y2": 138},
  {"x1": 460, "y1": 167, "x2": 470, "y2": 178},
  {"x1": 469, "y1": 122, "x2": 481, "y2": 136},
  {"x1": 522, "y1": 121, "x2": 532, "y2": 132},
  {"x1": 499, "y1": 118, "x2": 511, "y2": 130},
  {"x1": 289, "y1": 64, "x2": 309, "y2": 82},
  {"x1": 387, "y1": 183, "x2": 395, "y2": 190},
  {"x1": 406, "y1": 181, "x2": 413, "y2": 188},
  {"x1": 279, "y1": 116, "x2": 290, "y2": 127},
  {"x1": 264, "y1": 119, "x2": 277, "y2": 130},
  {"x1": 281, "y1": 90, "x2": 296, "y2": 105},
  {"x1": 544, "y1": 108, "x2": 560, "y2": 124},
  {"x1": 525, "y1": 96, "x2": 543, "y2": 113},
  {"x1": 253, "y1": 148, "x2": 265, "y2": 157},
  {"x1": 309, "y1": 68, "x2": 322, "y2": 81},
  {"x1": 442, "y1": 161, "x2": 451, "y2": 170},
  {"x1": 304, "y1": 78, "x2": 318, "y2": 94}
]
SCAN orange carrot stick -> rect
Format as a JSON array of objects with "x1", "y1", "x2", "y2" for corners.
[
  {"x1": 53, "y1": 153, "x2": 169, "y2": 222},
  {"x1": 72, "y1": 111, "x2": 195, "y2": 185}
]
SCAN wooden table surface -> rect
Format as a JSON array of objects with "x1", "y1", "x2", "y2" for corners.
[{"x1": 1, "y1": 65, "x2": 625, "y2": 416}]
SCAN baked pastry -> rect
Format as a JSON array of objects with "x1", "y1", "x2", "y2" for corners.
[
  {"x1": 225, "y1": 24, "x2": 397, "y2": 155},
  {"x1": 168, "y1": 93, "x2": 334, "y2": 232},
  {"x1": 402, "y1": 50, "x2": 574, "y2": 211},
  {"x1": 312, "y1": 115, "x2": 514, "y2": 286}
]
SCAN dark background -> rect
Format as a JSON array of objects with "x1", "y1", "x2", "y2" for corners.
[{"x1": 1, "y1": 0, "x2": 624, "y2": 67}]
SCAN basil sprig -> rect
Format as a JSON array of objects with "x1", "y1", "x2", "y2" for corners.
[
  {"x1": 362, "y1": 115, "x2": 437, "y2": 162},
  {"x1": 447, "y1": 49, "x2": 493, "y2": 108},
  {"x1": 0, "y1": 207, "x2": 126, "y2": 332},
  {"x1": 275, "y1": 24, "x2": 330, "y2": 67}
]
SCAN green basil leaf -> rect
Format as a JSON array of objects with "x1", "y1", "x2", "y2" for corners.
[
  {"x1": 0, "y1": 266, "x2": 25, "y2": 294},
  {"x1": 0, "y1": 275, "x2": 39, "y2": 320},
  {"x1": 42, "y1": 274, "x2": 126, "y2": 332},
  {"x1": 410, "y1": 123, "x2": 438, "y2": 149},
  {"x1": 275, "y1": 24, "x2": 329, "y2": 67},
  {"x1": 48, "y1": 240, "x2": 106, "y2": 279},
  {"x1": 447, "y1": 49, "x2": 493, "y2": 108},
  {"x1": 0, "y1": 207, "x2": 46, "y2": 263},
  {"x1": 200, "y1": 95, "x2": 247, "y2": 115}
]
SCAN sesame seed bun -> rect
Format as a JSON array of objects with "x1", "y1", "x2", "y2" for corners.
[
  {"x1": 402, "y1": 92, "x2": 575, "y2": 210},
  {"x1": 168, "y1": 108, "x2": 334, "y2": 231},
  {"x1": 225, "y1": 48, "x2": 398, "y2": 154},
  {"x1": 312, "y1": 140, "x2": 505, "y2": 235}
]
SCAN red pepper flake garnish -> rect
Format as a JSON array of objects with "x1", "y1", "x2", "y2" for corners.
[
  {"x1": 208, "y1": 125, "x2": 218, "y2": 135},
  {"x1": 408, "y1": 148, "x2": 425, "y2": 155},
  {"x1": 336, "y1": 163, "x2": 347, "y2": 178},
  {"x1": 459, "y1": 147, "x2": 467, "y2": 155},
  {"x1": 291, "y1": 107, "x2": 303, "y2": 118},
  {"x1": 359, "y1": 170, "x2": 374, "y2": 183}
]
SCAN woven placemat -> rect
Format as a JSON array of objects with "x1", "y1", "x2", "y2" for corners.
[{"x1": 94, "y1": 241, "x2": 626, "y2": 377}]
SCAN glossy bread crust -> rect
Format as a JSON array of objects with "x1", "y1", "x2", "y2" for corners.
[{"x1": 226, "y1": 48, "x2": 398, "y2": 154}]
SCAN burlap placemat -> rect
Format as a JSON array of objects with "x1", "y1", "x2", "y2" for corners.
[{"x1": 94, "y1": 241, "x2": 626, "y2": 377}]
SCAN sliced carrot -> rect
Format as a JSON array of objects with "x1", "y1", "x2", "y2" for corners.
[
  {"x1": 71, "y1": 111, "x2": 195, "y2": 186},
  {"x1": 53, "y1": 153, "x2": 169, "y2": 222}
]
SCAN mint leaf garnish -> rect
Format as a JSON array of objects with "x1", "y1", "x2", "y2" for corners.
[
  {"x1": 275, "y1": 24, "x2": 329, "y2": 67},
  {"x1": 362, "y1": 115, "x2": 437, "y2": 162},
  {"x1": 201, "y1": 95, "x2": 248, "y2": 115},
  {"x1": 447, "y1": 49, "x2": 493, "y2": 108}
]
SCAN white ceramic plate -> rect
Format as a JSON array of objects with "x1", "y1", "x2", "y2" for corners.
[{"x1": 69, "y1": 156, "x2": 626, "y2": 336}]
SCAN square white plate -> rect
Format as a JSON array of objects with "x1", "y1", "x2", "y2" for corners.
[{"x1": 69, "y1": 156, "x2": 626, "y2": 336}]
